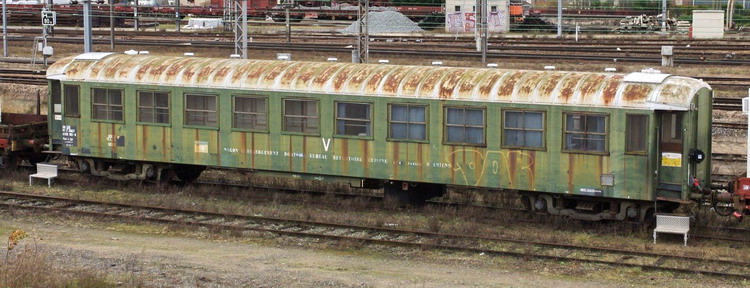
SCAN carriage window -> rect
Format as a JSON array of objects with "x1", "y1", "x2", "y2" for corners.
[
  {"x1": 138, "y1": 91, "x2": 170, "y2": 124},
  {"x1": 626, "y1": 114, "x2": 648, "y2": 154},
  {"x1": 92, "y1": 88, "x2": 123, "y2": 121},
  {"x1": 185, "y1": 94, "x2": 217, "y2": 127},
  {"x1": 64, "y1": 85, "x2": 79, "y2": 117},
  {"x1": 454, "y1": 5, "x2": 460, "y2": 11},
  {"x1": 564, "y1": 113, "x2": 607, "y2": 153},
  {"x1": 233, "y1": 96, "x2": 267, "y2": 131},
  {"x1": 491, "y1": 6, "x2": 497, "y2": 12},
  {"x1": 660, "y1": 112, "x2": 682, "y2": 153},
  {"x1": 336, "y1": 102, "x2": 371, "y2": 137},
  {"x1": 445, "y1": 107, "x2": 485, "y2": 145},
  {"x1": 283, "y1": 99, "x2": 319, "y2": 134},
  {"x1": 503, "y1": 110, "x2": 544, "y2": 149},
  {"x1": 389, "y1": 104, "x2": 427, "y2": 141}
]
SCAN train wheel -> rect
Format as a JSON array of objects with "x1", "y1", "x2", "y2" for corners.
[
  {"x1": 2, "y1": 155, "x2": 18, "y2": 170},
  {"x1": 175, "y1": 166, "x2": 205, "y2": 183}
]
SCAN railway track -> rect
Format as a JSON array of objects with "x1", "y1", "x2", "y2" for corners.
[
  {"x1": 1, "y1": 190, "x2": 748, "y2": 280},
  {"x1": 3, "y1": 34, "x2": 750, "y2": 66}
]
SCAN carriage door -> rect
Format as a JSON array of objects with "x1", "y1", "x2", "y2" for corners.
[
  {"x1": 49, "y1": 80, "x2": 63, "y2": 147},
  {"x1": 657, "y1": 111, "x2": 684, "y2": 199}
]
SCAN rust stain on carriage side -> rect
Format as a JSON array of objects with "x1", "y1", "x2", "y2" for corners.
[
  {"x1": 558, "y1": 73, "x2": 586, "y2": 103},
  {"x1": 601, "y1": 75, "x2": 624, "y2": 105},
  {"x1": 578, "y1": 74, "x2": 607, "y2": 103},
  {"x1": 497, "y1": 71, "x2": 524, "y2": 100},
  {"x1": 438, "y1": 69, "x2": 466, "y2": 99},
  {"x1": 527, "y1": 151, "x2": 536, "y2": 190},
  {"x1": 622, "y1": 83, "x2": 654, "y2": 102},
  {"x1": 381, "y1": 66, "x2": 412, "y2": 95}
]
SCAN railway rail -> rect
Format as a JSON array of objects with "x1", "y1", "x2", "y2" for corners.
[{"x1": 1, "y1": 190, "x2": 749, "y2": 280}]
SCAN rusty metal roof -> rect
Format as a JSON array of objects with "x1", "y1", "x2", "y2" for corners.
[{"x1": 47, "y1": 53, "x2": 711, "y2": 111}]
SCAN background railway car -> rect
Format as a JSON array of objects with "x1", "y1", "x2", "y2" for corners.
[
  {"x1": 0, "y1": 113, "x2": 48, "y2": 169},
  {"x1": 46, "y1": 53, "x2": 712, "y2": 222}
]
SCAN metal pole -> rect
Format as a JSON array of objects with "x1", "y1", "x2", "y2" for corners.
[
  {"x1": 285, "y1": 5, "x2": 290, "y2": 42},
  {"x1": 557, "y1": 0, "x2": 562, "y2": 37},
  {"x1": 481, "y1": 0, "x2": 487, "y2": 63},
  {"x1": 2, "y1": 0, "x2": 7, "y2": 57},
  {"x1": 356, "y1": 0, "x2": 368, "y2": 63},
  {"x1": 661, "y1": 0, "x2": 667, "y2": 31},
  {"x1": 110, "y1": 0, "x2": 115, "y2": 50},
  {"x1": 84, "y1": 0, "x2": 92, "y2": 52},
  {"x1": 134, "y1": 0, "x2": 139, "y2": 30},
  {"x1": 475, "y1": 0, "x2": 480, "y2": 51},
  {"x1": 176, "y1": 0, "x2": 180, "y2": 33},
  {"x1": 241, "y1": 0, "x2": 247, "y2": 59}
]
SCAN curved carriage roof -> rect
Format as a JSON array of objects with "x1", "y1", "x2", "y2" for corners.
[{"x1": 47, "y1": 53, "x2": 711, "y2": 111}]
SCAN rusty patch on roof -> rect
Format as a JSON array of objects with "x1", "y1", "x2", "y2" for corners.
[
  {"x1": 279, "y1": 62, "x2": 305, "y2": 87},
  {"x1": 621, "y1": 83, "x2": 654, "y2": 102},
  {"x1": 292, "y1": 62, "x2": 324, "y2": 91},
  {"x1": 658, "y1": 83, "x2": 692, "y2": 105},
  {"x1": 420, "y1": 68, "x2": 450, "y2": 98},
  {"x1": 364, "y1": 65, "x2": 391, "y2": 95},
  {"x1": 535, "y1": 73, "x2": 565, "y2": 103},
  {"x1": 400, "y1": 66, "x2": 432, "y2": 97},
  {"x1": 497, "y1": 71, "x2": 524, "y2": 100},
  {"x1": 311, "y1": 63, "x2": 344, "y2": 89},
  {"x1": 515, "y1": 71, "x2": 545, "y2": 100},
  {"x1": 601, "y1": 75, "x2": 624, "y2": 105},
  {"x1": 438, "y1": 69, "x2": 466, "y2": 99},
  {"x1": 380, "y1": 66, "x2": 412, "y2": 95},
  {"x1": 346, "y1": 64, "x2": 375, "y2": 93},
  {"x1": 477, "y1": 72, "x2": 504, "y2": 98},
  {"x1": 578, "y1": 74, "x2": 607, "y2": 103},
  {"x1": 331, "y1": 64, "x2": 361, "y2": 91},
  {"x1": 558, "y1": 73, "x2": 585, "y2": 103}
]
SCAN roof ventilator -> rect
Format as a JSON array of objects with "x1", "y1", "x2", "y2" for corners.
[
  {"x1": 277, "y1": 53, "x2": 291, "y2": 61},
  {"x1": 327, "y1": 57, "x2": 338, "y2": 62},
  {"x1": 604, "y1": 67, "x2": 617, "y2": 72},
  {"x1": 138, "y1": 51, "x2": 149, "y2": 55},
  {"x1": 544, "y1": 66, "x2": 555, "y2": 70},
  {"x1": 431, "y1": 61, "x2": 443, "y2": 66},
  {"x1": 230, "y1": 54, "x2": 240, "y2": 59},
  {"x1": 378, "y1": 59, "x2": 390, "y2": 64},
  {"x1": 184, "y1": 52, "x2": 195, "y2": 56},
  {"x1": 124, "y1": 50, "x2": 137, "y2": 55},
  {"x1": 487, "y1": 63, "x2": 498, "y2": 68},
  {"x1": 641, "y1": 68, "x2": 661, "y2": 74}
]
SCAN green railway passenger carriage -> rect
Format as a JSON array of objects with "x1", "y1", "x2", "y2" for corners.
[{"x1": 45, "y1": 52, "x2": 713, "y2": 222}]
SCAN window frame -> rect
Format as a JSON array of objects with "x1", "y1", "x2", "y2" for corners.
[
  {"x1": 334, "y1": 101, "x2": 373, "y2": 139},
  {"x1": 63, "y1": 84, "x2": 80, "y2": 118},
  {"x1": 501, "y1": 109, "x2": 546, "y2": 151},
  {"x1": 282, "y1": 98, "x2": 320, "y2": 136},
  {"x1": 136, "y1": 90, "x2": 171, "y2": 126},
  {"x1": 562, "y1": 112, "x2": 609, "y2": 155},
  {"x1": 183, "y1": 93, "x2": 218, "y2": 129},
  {"x1": 387, "y1": 103, "x2": 429, "y2": 143},
  {"x1": 625, "y1": 114, "x2": 649, "y2": 155},
  {"x1": 443, "y1": 106, "x2": 486, "y2": 147},
  {"x1": 91, "y1": 87, "x2": 124, "y2": 123},
  {"x1": 232, "y1": 95, "x2": 269, "y2": 132}
]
